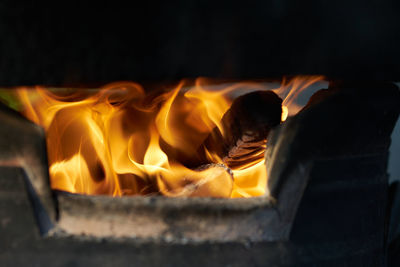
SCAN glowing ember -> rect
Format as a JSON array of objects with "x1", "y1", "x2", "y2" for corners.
[{"x1": 10, "y1": 77, "x2": 323, "y2": 198}]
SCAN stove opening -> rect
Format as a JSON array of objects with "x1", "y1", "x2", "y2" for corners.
[{"x1": 1, "y1": 76, "x2": 323, "y2": 198}]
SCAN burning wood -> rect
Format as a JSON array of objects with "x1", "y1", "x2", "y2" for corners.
[
  {"x1": 158, "y1": 163, "x2": 233, "y2": 198},
  {"x1": 201, "y1": 90, "x2": 283, "y2": 169},
  {"x1": 0, "y1": 77, "x2": 322, "y2": 198}
]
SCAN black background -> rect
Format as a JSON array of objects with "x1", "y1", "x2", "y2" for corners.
[{"x1": 1, "y1": 0, "x2": 400, "y2": 86}]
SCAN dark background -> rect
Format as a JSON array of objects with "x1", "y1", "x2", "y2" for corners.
[
  {"x1": 1, "y1": 0, "x2": 399, "y2": 179},
  {"x1": 1, "y1": 0, "x2": 400, "y2": 86}
]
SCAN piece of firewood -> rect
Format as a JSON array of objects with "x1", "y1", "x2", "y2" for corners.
[
  {"x1": 201, "y1": 90, "x2": 282, "y2": 169},
  {"x1": 158, "y1": 163, "x2": 234, "y2": 197}
]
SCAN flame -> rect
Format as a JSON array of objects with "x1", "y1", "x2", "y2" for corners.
[
  {"x1": 13, "y1": 77, "x2": 323, "y2": 198},
  {"x1": 281, "y1": 105, "x2": 289, "y2": 122},
  {"x1": 273, "y1": 76, "x2": 324, "y2": 117}
]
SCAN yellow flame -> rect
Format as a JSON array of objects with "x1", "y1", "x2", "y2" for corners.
[
  {"x1": 184, "y1": 78, "x2": 233, "y2": 135},
  {"x1": 281, "y1": 105, "x2": 289, "y2": 122},
  {"x1": 14, "y1": 77, "x2": 323, "y2": 197},
  {"x1": 143, "y1": 128, "x2": 169, "y2": 173},
  {"x1": 231, "y1": 159, "x2": 267, "y2": 197},
  {"x1": 273, "y1": 76, "x2": 324, "y2": 117}
]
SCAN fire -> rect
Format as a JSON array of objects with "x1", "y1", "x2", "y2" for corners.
[{"x1": 10, "y1": 77, "x2": 323, "y2": 198}]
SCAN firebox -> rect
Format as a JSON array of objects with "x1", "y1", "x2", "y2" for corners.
[
  {"x1": 1, "y1": 77, "x2": 326, "y2": 239},
  {"x1": 1, "y1": 77, "x2": 399, "y2": 267},
  {"x1": 1, "y1": 1, "x2": 400, "y2": 267}
]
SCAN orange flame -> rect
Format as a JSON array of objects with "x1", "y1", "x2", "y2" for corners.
[
  {"x1": 14, "y1": 77, "x2": 323, "y2": 198},
  {"x1": 273, "y1": 76, "x2": 325, "y2": 119}
]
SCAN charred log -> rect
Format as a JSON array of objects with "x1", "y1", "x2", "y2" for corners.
[{"x1": 201, "y1": 90, "x2": 282, "y2": 169}]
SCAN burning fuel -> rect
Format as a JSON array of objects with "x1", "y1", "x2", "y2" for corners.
[{"x1": 5, "y1": 77, "x2": 323, "y2": 198}]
